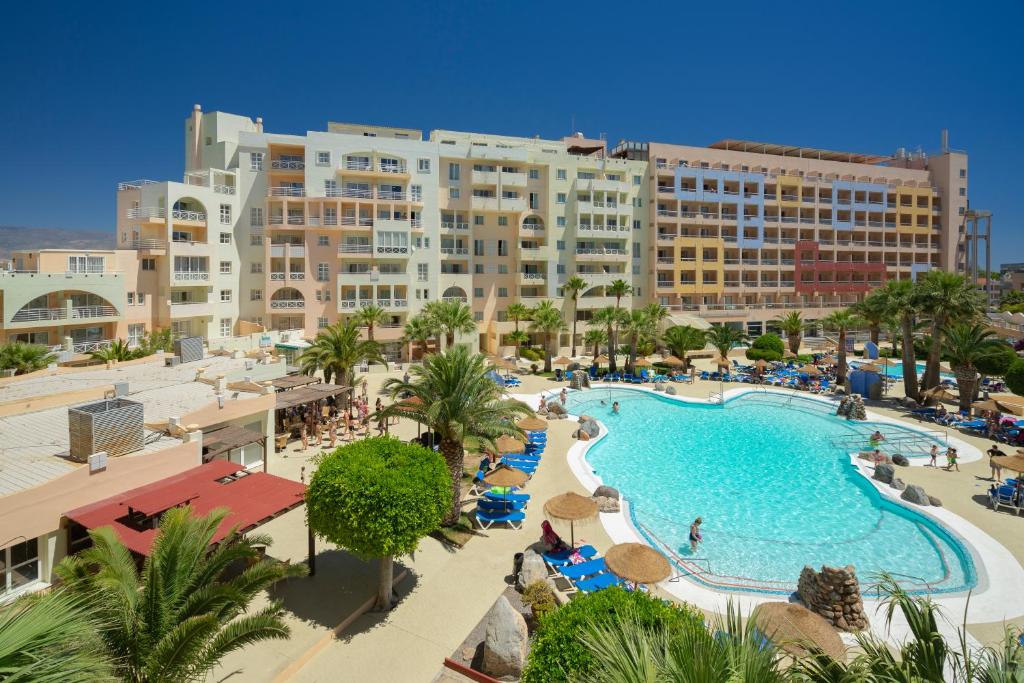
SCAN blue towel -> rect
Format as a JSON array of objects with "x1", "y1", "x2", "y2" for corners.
[
  {"x1": 542, "y1": 544, "x2": 597, "y2": 566},
  {"x1": 559, "y1": 558, "x2": 607, "y2": 580}
]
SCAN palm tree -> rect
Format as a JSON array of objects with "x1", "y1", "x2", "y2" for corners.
[
  {"x1": 942, "y1": 323, "x2": 1003, "y2": 412},
  {"x1": 354, "y1": 304, "x2": 389, "y2": 342},
  {"x1": 139, "y1": 328, "x2": 174, "y2": 355},
  {"x1": 852, "y1": 288, "x2": 889, "y2": 347},
  {"x1": 381, "y1": 346, "x2": 532, "y2": 525},
  {"x1": 529, "y1": 300, "x2": 566, "y2": 373},
  {"x1": 298, "y1": 320, "x2": 384, "y2": 395},
  {"x1": 881, "y1": 279, "x2": 922, "y2": 401},
  {"x1": 505, "y1": 330, "x2": 529, "y2": 359},
  {"x1": 506, "y1": 302, "x2": 532, "y2": 335},
  {"x1": 916, "y1": 271, "x2": 984, "y2": 391},
  {"x1": 641, "y1": 302, "x2": 669, "y2": 352},
  {"x1": 55, "y1": 507, "x2": 306, "y2": 683},
  {"x1": 704, "y1": 324, "x2": 748, "y2": 360},
  {"x1": 621, "y1": 310, "x2": 655, "y2": 373},
  {"x1": 425, "y1": 300, "x2": 476, "y2": 349},
  {"x1": 0, "y1": 589, "x2": 114, "y2": 682},
  {"x1": 402, "y1": 314, "x2": 436, "y2": 360},
  {"x1": 662, "y1": 325, "x2": 707, "y2": 370},
  {"x1": 0, "y1": 342, "x2": 55, "y2": 375},
  {"x1": 822, "y1": 309, "x2": 861, "y2": 385},
  {"x1": 591, "y1": 307, "x2": 625, "y2": 372},
  {"x1": 772, "y1": 311, "x2": 806, "y2": 355},
  {"x1": 563, "y1": 275, "x2": 588, "y2": 358},
  {"x1": 583, "y1": 328, "x2": 607, "y2": 359},
  {"x1": 89, "y1": 339, "x2": 138, "y2": 362}
]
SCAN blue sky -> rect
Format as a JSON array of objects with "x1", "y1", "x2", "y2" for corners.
[{"x1": 1, "y1": 1, "x2": 1020, "y2": 264}]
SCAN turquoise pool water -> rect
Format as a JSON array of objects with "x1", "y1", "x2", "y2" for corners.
[
  {"x1": 564, "y1": 388, "x2": 975, "y2": 594},
  {"x1": 851, "y1": 360, "x2": 955, "y2": 381}
]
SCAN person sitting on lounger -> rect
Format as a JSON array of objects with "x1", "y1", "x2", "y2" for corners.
[{"x1": 541, "y1": 520, "x2": 570, "y2": 553}]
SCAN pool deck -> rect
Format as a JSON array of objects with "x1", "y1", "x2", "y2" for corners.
[{"x1": 206, "y1": 357, "x2": 1024, "y2": 682}]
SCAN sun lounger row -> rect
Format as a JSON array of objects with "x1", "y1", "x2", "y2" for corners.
[
  {"x1": 538, "y1": 545, "x2": 627, "y2": 593},
  {"x1": 990, "y1": 483, "x2": 1023, "y2": 515}
]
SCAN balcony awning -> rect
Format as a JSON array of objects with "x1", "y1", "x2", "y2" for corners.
[{"x1": 275, "y1": 340, "x2": 311, "y2": 350}]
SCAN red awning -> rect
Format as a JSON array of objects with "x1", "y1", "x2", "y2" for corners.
[{"x1": 65, "y1": 461, "x2": 306, "y2": 556}]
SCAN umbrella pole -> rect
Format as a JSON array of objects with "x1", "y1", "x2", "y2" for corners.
[{"x1": 570, "y1": 521, "x2": 575, "y2": 548}]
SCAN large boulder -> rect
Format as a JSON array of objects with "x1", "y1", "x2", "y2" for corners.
[
  {"x1": 901, "y1": 397, "x2": 919, "y2": 409},
  {"x1": 546, "y1": 401, "x2": 567, "y2": 416},
  {"x1": 928, "y1": 495, "x2": 943, "y2": 507},
  {"x1": 593, "y1": 485, "x2": 620, "y2": 499},
  {"x1": 578, "y1": 419, "x2": 600, "y2": 439},
  {"x1": 890, "y1": 478, "x2": 906, "y2": 491},
  {"x1": 891, "y1": 454, "x2": 910, "y2": 467},
  {"x1": 873, "y1": 463, "x2": 895, "y2": 484},
  {"x1": 517, "y1": 550, "x2": 548, "y2": 590},
  {"x1": 665, "y1": 385, "x2": 677, "y2": 395},
  {"x1": 482, "y1": 596, "x2": 529, "y2": 678},
  {"x1": 593, "y1": 496, "x2": 620, "y2": 513},
  {"x1": 901, "y1": 484, "x2": 931, "y2": 506}
]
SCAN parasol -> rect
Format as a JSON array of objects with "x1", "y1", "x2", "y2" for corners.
[{"x1": 543, "y1": 492, "x2": 599, "y2": 547}]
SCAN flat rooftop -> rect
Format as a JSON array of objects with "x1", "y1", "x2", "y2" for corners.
[
  {"x1": 708, "y1": 139, "x2": 890, "y2": 165},
  {"x1": 0, "y1": 355, "x2": 284, "y2": 496}
]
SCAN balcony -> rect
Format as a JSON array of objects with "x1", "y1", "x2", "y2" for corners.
[
  {"x1": 126, "y1": 239, "x2": 168, "y2": 250},
  {"x1": 376, "y1": 299, "x2": 409, "y2": 309},
  {"x1": 471, "y1": 195, "x2": 500, "y2": 211},
  {"x1": 126, "y1": 207, "x2": 207, "y2": 223},
  {"x1": 338, "y1": 243, "x2": 372, "y2": 255},
  {"x1": 376, "y1": 244, "x2": 411, "y2": 257},
  {"x1": 500, "y1": 171, "x2": 528, "y2": 187},
  {"x1": 172, "y1": 271, "x2": 210, "y2": 283},
  {"x1": 575, "y1": 248, "x2": 628, "y2": 261},
  {"x1": 169, "y1": 301, "x2": 215, "y2": 318},
  {"x1": 10, "y1": 305, "x2": 119, "y2": 323},
  {"x1": 271, "y1": 159, "x2": 305, "y2": 171},
  {"x1": 471, "y1": 170, "x2": 499, "y2": 185},
  {"x1": 577, "y1": 223, "x2": 629, "y2": 237},
  {"x1": 270, "y1": 299, "x2": 305, "y2": 309},
  {"x1": 440, "y1": 247, "x2": 469, "y2": 256},
  {"x1": 288, "y1": 272, "x2": 305, "y2": 281},
  {"x1": 441, "y1": 221, "x2": 470, "y2": 232},
  {"x1": 519, "y1": 272, "x2": 546, "y2": 284}
]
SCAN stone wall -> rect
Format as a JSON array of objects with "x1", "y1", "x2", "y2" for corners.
[{"x1": 797, "y1": 564, "x2": 868, "y2": 631}]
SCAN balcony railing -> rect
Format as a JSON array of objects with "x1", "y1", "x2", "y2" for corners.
[
  {"x1": 575, "y1": 248, "x2": 627, "y2": 256},
  {"x1": 377, "y1": 245, "x2": 410, "y2": 255},
  {"x1": 339, "y1": 244, "x2": 372, "y2": 254},
  {"x1": 343, "y1": 159, "x2": 373, "y2": 171},
  {"x1": 72, "y1": 340, "x2": 114, "y2": 354},
  {"x1": 118, "y1": 179, "x2": 159, "y2": 191},
  {"x1": 269, "y1": 186, "x2": 306, "y2": 197},
  {"x1": 270, "y1": 299, "x2": 305, "y2": 309},
  {"x1": 271, "y1": 159, "x2": 305, "y2": 170},
  {"x1": 126, "y1": 207, "x2": 166, "y2": 219},
  {"x1": 172, "y1": 271, "x2": 210, "y2": 281},
  {"x1": 520, "y1": 272, "x2": 545, "y2": 280},
  {"x1": 440, "y1": 247, "x2": 469, "y2": 255},
  {"x1": 289, "y1": 272, "x2": 305, "y2": 280},
  {"x1": 127, "y1": 239, "x2": 167, "y2": 249}
]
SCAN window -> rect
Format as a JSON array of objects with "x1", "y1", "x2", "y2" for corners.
[
  {"x1": 317, "y1": 263, "x2": 330, "y2": 281},
  {"x1": 633, "y1": 243, "x2": 641, "y2": 258},
  {"x1": 318, "y1": 317, "x2": 329, "y2": 329},
  {"x1": 498, "y1": 264, "x2": 508, "y2": 274},
  {"x1": 220, "y1": 289, "x2": 232, "y2": 302},
  {"x1": 959, "y1": 169, "x2": 967, "y2": 178},
  {"x1": 251, "y1": 289, "x2": 263, "y2": 301},
  {"x1": 411, "y1": 184, "x2": 422, "y2": 201},
  {"x1": 137, "y1": 292, "x2": 145, "y2": 305},
  {"x1": 474, "y1": 215, "x2": 484, "y2": 225},
  {"x1": 220, "y1": 260, "x2": 232, "y2": 274},
  {"x1": 220, "y1": 232, "x2": 231, "y2": 244},
  {"x1": 142, "y1": 258, "x2": 156, "y2": 271},
  {"x1": 250, "y1": 234, "x2": 263, "y2": 246},
  {"x1": 498, "y1": 287, "x2": 508, "y2": 298},
  {"x1": 529, "y1": 169, "x2": 540, "y2": 180},
  {"x1": 959, "y1": 206, "x2": 965, "y2": 215},
  {"x1": 959, "y1": 187, "x2": 966, "y2": 196},
  {"x1": 556, "y1": 169, "x2": 567, "y2": 180},
  {"x1": 474, "y1": 239, "x2": 484, "y2": 256},
  {"x1": 417, "y1": 263, "x2": 428, "y2": 281},
  {"x1": 250, "y1": 152, "x2": 264, "y2": 171},
  {"x1": 498, "y1": 240, "x2": 508, "y2": 256},
  {"x1": 315, "y1": 235, "x2": 329, "y2": 247},
  {"x1": 324, "y1": 179, "x2": 338, "y2": 196},
  {"x1": 498, "y1": 216, "x2": 508, "y2": 227},
  {"x1": 555, "y1": 216, "x2": 565, "y2": 227},
  {"x1": 557, "y1": 264, "x2": 566, "y2": 274},
  {"x1": 315, "y1": 290, "x2": 322, "y2": 302},
  {"x1": 127, "y1": 292, "x2": 135, "y2": 305},
  {"x1": 633, "y1": 175, "x2": 642, "y2": 185},
  {"x1": 449, "y1": 187, "x2": 460, "y2": 199},
  {"x1": 578, "y1": 171, "x2": 595, "y2": 180},
  {"x1": 68, "y1": 255, "x2": 104, "y2": 273},
  {"x1": 316, "y1": 151, "x2": 331, "y2": 166},
  {"x1": 474, "y1": 311, "x2": 483, "y2": 321},
  {"x1": 128, "y1": 323, "x2": 145, "y2": 346},
  {"x1": 418, "y1": 158, "x2": 431, "y2": 173},
  {"x1": 474, "y1": 287, "x2": 484, "y2": 298},
  {"x1": 556, "y1": 240, "x2": 565, "y2": 250},
  {"x1": 529, "y1": 192, "x2": 539, "y2": 210},
  {"x1": 219, "y1": 318, "x2": 232, "y2": 337},
  {"x1": 220, "y1": 204, "x2": 231, "y2": 224},
  {"x1": 634, "y1": 220, "x2": 642, "y2": 230},
  {"x1": 556, "y1": 193, "x2": 566, "y2": 204},
  {"x1": 474, "y1": 264, "x2": 484, "y2": 274},
  {"x1": 2, "y1": 538, "x2": 39, "y2": 596},
  {"x1": 251, "y1": 262, "x2": 263, "y2": 274},
  {"x1": 448, "y1": 162, "x2": 460, "y2": 181}
]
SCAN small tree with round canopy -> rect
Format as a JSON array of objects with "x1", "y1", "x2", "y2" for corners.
[{"x1": 306, "y1": 437, "x2": 451, "y2": 611}]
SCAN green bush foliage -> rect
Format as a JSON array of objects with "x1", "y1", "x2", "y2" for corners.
[
  {"x1": 752, "y1": 333, "x2": 785, "y2": 355},
  {"x1": 521, "y1": 587, "x2": 703, "y2": 683},
  {"x1": 521, "y1": 580, "x2": 557, "y2": 620},
  {"x1": 305, "y1": 437, "x2": 451, "y2": 560},
  {"x1": 519, "y1": 347, "x2": 544, "y2": 362},
  {"x1": 1005, "y1": 358, "x2": 1024, "y2": 397},
  {"x1": 975, "y1": 344, "x2": 1017, "y2": 377},
  {"x1": 745, "y1": 348, "x2": 782, "y2": 362}
]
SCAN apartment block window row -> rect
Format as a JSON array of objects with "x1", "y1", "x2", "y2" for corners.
[{"x1": 220, "y1": 204, "x2": 232, "y2": 224}]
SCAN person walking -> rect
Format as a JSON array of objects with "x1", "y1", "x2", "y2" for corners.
[
  {"x1": 928, "y1": 444, "x2": 938, "y2": 468},
  {"x1": 988, "y1": 445, "x2": 1004, "y2": 481},
  {"x1": 689, "y1": 517, "x2": 703, "y2": 554}
]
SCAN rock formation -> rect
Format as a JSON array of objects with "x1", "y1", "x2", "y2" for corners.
[{"x1": 797, "y1": 565, "x2": 868, "y2": 631}]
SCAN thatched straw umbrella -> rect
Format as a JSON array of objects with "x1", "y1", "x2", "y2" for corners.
[
  {"x1": 495, "y1": 434, "x2": 525, "y2": 455},
  {"x1": 594, "y1": 354, "x2": 610, "y2": 365},
  {"x1": 543, "y1": 492, "x2": 598, "y2": 547},
  {"x1": 755, "y1": 359, "x2": 769, "y2": 369},
  {"x1": 751, "y1": 602, "x2": 845, "y2": 661},
  {"x1": 483, "y1": 464, "x2": 530, "y2": 489},
  {"x1": 516, "y1": 416, "x2": 548, "y2": 432},
  {"x1": 605, "y1": 543, "x2": 671, "y2": 585},
  {"x1": 974, "y1": 398, "x2": 1010, "y2": 414},
  {"x1": 920, "y1": 385, "x2": 958, "y2": 404},
  {"x1": 397, "y1": 396, "x2": 425, "y2": 439},
  {"x1": 857, "y1": 363, "x2": 882, "y2": 373},
  {"x1": 798, "y1": 364, "x2": 821, "y2": 376},
  {"x1": 662, "y1": 355, "x2": 685, "y2": 367},
  {"x1": 784, "y1": 350, "x2": 798, "y2": 359},
  {"x1": 634, "y1": 358, "x2": 652, "y2": 368},
  {"x1": 993, "y1": 453, "x2": 1024, "y2": 474},
  {"x1": 553, "y1": 356, "x2": 572, "y2": 366}
]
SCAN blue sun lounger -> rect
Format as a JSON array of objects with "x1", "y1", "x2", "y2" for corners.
[
  {"x1": 501, "y1": 459, "x2": 538, "y2": 473},
  {"x1": 476, "y1": 499, "x2": 526, "y2": 513},
  {"x1": 541, "y1": 544, "x2": 597, "y2": 572},
  {"x1": 475, "y1": 509, "x2": 526, "y2": 530},
  {"x1": 483, "y1": 490, "x2": 531, "y2": 504},
  {"x1": 558, "y1": 558, "x2": 607, "y2": 581},
  {"x1": 575, "y1": 572, "x2": 624, "y2": 593}
]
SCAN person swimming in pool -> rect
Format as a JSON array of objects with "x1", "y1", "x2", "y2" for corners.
[
  {"x1": 689, "y1": 517, "x2": 703, "y2": 554},
  {"x1": 612, "y1": 401, "x2": 620, "y2": 414},
  {"x1": 871, "y1": 430, "x2": 885, "y2": 443}
]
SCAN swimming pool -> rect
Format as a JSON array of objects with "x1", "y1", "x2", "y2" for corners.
[
  {"x1": 564, "y1": 388, "x2": 976, "y2": 595},
  {"x1": 850, "y1": 360, "x2": 955, "y2": 381}
]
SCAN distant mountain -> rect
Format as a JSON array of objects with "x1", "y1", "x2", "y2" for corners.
[{"x1": 0, "y1": 226, "x2": 112, "y2": 260}]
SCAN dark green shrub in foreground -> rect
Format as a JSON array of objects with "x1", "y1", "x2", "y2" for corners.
[
  {"x1": 521, "y1": 587, "x2": 703, "y2": 683},
  {"x1": 745, "y1": 334, "x2": 784, "y2": 362},
  {"x1": 745, "y1": 348, "x2": 782, "y2": 362},
  {"x1": 1005, "y1": 358, "x2": 1024, "y2": 397}
]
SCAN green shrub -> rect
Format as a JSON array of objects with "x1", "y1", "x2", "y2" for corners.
[
  {"x1": 751, "y1": 333, "x2": 785, "y2": 355},
  {"x1": 975, "y1": 345, "x2": 1017, "y2": 378},
  {"x1": 521, "y1": 587, "x2": 703, "y2": 683},
  {"x1": 520, "y1": 347, "x2": 543, "y2": 362},
  {"x1": 745, "y1": 348, "x2": 782, "y2": 362},
  {"x1": 1005, "y1": 358, "x2": 1024, "y2": 396},
  {"x1": 521, "y1": 580, "x2": 557, "y2": 620}
]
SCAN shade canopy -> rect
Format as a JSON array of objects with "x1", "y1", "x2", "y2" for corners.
[
  {"x1": 201, "y1": 426, "x2": 265, "y2": 463},
  {"x1": 755, "y1": 359, "x2": 769, "y2": 369},
  {"x1": 857, "y1": 363, "x2": 882, "y2": 373},
  {"x1": 751, "y1": 602, "x2": 845, "y2": 661},
  {"x1": 483, "y1": 465, "x2": 530, "y2": 488},
  {"x1": 553, "y1": 356, "x2": 573, "y2": 366},
  {"x1": 994, "y1": 453, "x2": 1024, "y2": 474},
  {"x1": 490, "y1": 357, "x2": 519, "y2": 371},
  {"x1": 605, "y1": 542, "x2": 672, "y2": 584},
  {"x1": 398, "y1": 396, "x2": 424, "y2": 407},
  {"x1": 921, "y1": 386, "x2": 958, "y2": 402},
  {"x1": 633, "y1": 358, "x2": 652, "y2": 367},
  {"x1": 274, "y1": 383, "x2": 350, "y2": 410},
  {"x1": 268, "y1": 374, "x2": 322, "y2": 392},
  {"x1": 798, "y1": 364, "x2": 821, "y2": 375},
  {"x1": 543, "y1": 492, "x2": 598, "y2": 522},
  {"x1": 516, "y1": 417, "x2": 548, "y2": 432},
  {"x1": 974, "y1": 399, "x2": 1010, "y2": 413},
  {"x1": 494, "y1": 434, "x2": 525, "y2": 454},
  {"x1": 662, "y1": 355, "x2": 685, "y2": 367},
  {"x1": 821, "y1": 355, "x2": 837, "y2": 365},
  {"x1": 594, "y1": 354, "x2": 610, "y2": 364}
]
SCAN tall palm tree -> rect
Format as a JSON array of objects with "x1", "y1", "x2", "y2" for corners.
[
  {"x1": 506, "y1": 302, "x2": 531, "y2": 335},
  {"x1": 381, "y1": 346, "x2": 532, "y2": 525},
  {"x1": 704, "y1": 324, "x2": 748, "y2": 360},
  {"x1": 822, "y1": 309, "x2": 861, "y2": 385},
  {"x1": 641, "y1": 302, "x2": 669, "y2": 352},
  {"x1": 0, "y1": 342, "x2": 55, "y2": 375},
  {"x1": 852, "y1": 288, "x2": 889, "y2": 347},
  {"x1": 916, "y1": 271, "x2": 984, "y2": 391},
  {"x1": 583, "y1": 328, "x2": 607, "y2": 360},
  {"x1": 942, "y1": 323, "x2": 1003, "y2": 412},
  {"x1": 298, "y1": 320, "x2": 384, "y2": 395},
  {"x1": 425, "y1": 300, "x2": 476, "y2": 349},
  {"x1": 662, "y1": 325, "x2": 707, "y2": 370},
  {"x1": 529, "y1": 300, "x2": 566, "y2": 373},
  {"x1": 55, "y1": 507, "x2": 306, "y2": 683},
  {"x1": 621, "y1": 310, "x2": 655, "y2": 373},
  {"x1": 591, "y1": 307, "x2": 625, "y2": 373},
  {"x1": 354, "y1": 303, "x2": 389, "y2": 342},
  {"x1": 0, "y1": 589, "x2": 114, "y2": 682},
  {"x1": 881, "y1": 279, "x2": 922, "y2": 401},
  {"x1": 563, "y1": 275, "x2": 588, "y2": 358},
  {"x1": 772, "y1": 311, "x2": 806, "y2": 355},
  {"x1": 505, "y1": 330, "x2": 529, "y2": 359},
  {"x1": 402, "y1": 314, "x2": 436, "y2": 360}
]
